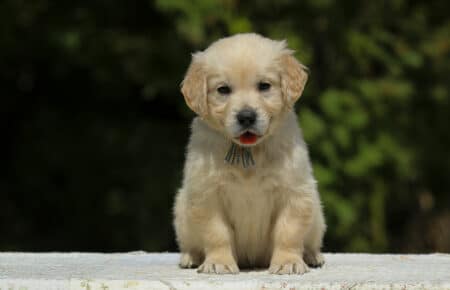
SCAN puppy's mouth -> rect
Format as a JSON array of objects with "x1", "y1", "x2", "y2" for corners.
[{"x1": 237, "y1": 131, "x2": 259, "y2": 145}]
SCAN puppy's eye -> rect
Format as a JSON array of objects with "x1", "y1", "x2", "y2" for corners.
[
  {"x1": 217, "y1": 85, "x2": 232, "y2": 95},
  {"x1": 258, "y1": 82, "x2": 271, "y2": 92}
]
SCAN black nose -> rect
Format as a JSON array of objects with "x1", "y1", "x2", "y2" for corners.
[{"x1": 236, "y1": 109, "x2": 257, "y2": 128}]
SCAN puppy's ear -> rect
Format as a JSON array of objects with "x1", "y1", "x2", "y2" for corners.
[
  {"x1": 280, "y1": 51, "x2": 308, "y2": 107},
  {"x1": 181, "y1": 54, "x2": 208, "y2": 116}
]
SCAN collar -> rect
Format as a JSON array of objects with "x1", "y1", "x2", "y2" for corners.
[{"x1": 224, "y1": 143, "x2": 255, "y2": 168}]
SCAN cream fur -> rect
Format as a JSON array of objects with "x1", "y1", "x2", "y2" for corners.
[{"x1": 174, "y1": 33, "x2": 326, "y2": 275}]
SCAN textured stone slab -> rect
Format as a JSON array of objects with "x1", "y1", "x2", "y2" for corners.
[{"x1": 0, "y1": 252, "x2": 449, "y2": 289}]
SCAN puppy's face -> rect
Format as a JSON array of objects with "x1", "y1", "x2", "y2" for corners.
[{"x1": 181, "y1": 34, "x2": 308, "y2": 147}]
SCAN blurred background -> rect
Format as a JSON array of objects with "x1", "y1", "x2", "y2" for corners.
[{"x1": 1, "y1": 0, "x2": 449, "y2": 253}]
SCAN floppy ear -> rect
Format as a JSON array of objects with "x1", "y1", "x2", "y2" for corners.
[
  {"x1": 180, "y1": 55, "x2": 208, "y2": 116},
  {"x1": 280, "y1": 52, "x2": 309, "y2": 107}
]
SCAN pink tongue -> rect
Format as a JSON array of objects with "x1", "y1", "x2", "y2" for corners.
[{"x1": 239, "y1": 132, "x2": 258, "y2": 144}]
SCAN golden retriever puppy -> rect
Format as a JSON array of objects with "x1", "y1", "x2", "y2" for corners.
[{"x1": 174, "y1": 33, "x2": 325, "y2": 275}]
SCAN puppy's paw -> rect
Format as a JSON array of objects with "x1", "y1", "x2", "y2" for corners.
[
  {"x1": 303, "y1": 251, "x2": 325, "y2": 268},
  {"x1": 269, "y1": 259, "x2": 310, "y2": 275},
  {"x1": 179, "y1": 252, "x2": 200, "y2": 268},
  {"x1": 197, "y1": 261, "x2": 239, "y2": 274}
]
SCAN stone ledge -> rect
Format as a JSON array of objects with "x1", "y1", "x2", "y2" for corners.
[{"x1": 1, "y1": 252, "x2": 449, "y2": 290}]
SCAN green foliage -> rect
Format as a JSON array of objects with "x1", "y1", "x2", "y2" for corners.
[{"x1": 0, "y1": 0, "x2": 449, "y2": 252}]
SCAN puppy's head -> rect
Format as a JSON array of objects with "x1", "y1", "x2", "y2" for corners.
[{"x1": 181, "y1": 33, "x2": 308, "y2": 146}]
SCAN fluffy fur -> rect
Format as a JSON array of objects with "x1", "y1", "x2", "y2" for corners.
[{"x1": 174, "y1": 33, "x2": 326, "y2": 275}]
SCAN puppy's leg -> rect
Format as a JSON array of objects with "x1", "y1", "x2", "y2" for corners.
[
  {"x1": 303, "y1": 207, "x2": 326, "y2": 268},
  {"x1": 197, "y1": 213, "x2": 239, "y2": 274},
  {"x1": 174, "y1": 191, "x2": 204, "y2": 269},
  {"x1": 175, "y1": 187, "x2": 238, "y2": 274},
  {"x1": 269, "y1": 195, "x2": 313, "y2": 275}
]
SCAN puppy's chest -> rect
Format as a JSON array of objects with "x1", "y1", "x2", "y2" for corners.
[
  {"x1": 219, "y1": 171, "x2": 279, "y2": 231},
  {"x1": 218, "y1": 171, "x2": 279, "y2": 265}
]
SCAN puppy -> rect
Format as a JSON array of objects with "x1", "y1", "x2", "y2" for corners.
[{"x1": 174, "y1": 33, "x2": 325, "y2": 274}]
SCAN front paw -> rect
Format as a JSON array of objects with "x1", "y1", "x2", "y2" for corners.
[
  {"x1": 269, "y1": 259, "x2": 310, "y2": 275},
  {"x1": 197, "y1": 261, "x2": 239, "y2": 274}
]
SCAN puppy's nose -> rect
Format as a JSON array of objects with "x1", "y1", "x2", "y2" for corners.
[{"x1": 237, "y1": 109, "x2": 257, "y2": 128}]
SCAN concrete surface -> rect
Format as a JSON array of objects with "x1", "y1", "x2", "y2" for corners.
[{"x1": 0, "y1": 252, "x2": 449, "y2": 290}]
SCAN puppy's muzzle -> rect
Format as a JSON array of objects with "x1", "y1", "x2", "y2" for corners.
[{"x1": 236, "y1": 109, "x2": 257, "y2": 129}]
